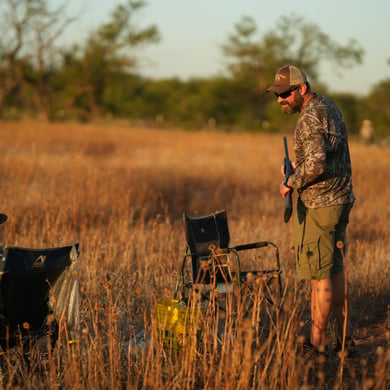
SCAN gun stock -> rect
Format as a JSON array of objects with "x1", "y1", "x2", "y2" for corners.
[{"x1": 283, "y1": 136, "x2": 293, "y2": 223}]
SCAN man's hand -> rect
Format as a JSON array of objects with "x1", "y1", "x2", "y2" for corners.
[
  {"x1": 280, "y1": 181, "x2": 291, "y2": 199},
  {"x1": 280, "y1": 160, "x2": 295, "y2": 198},
  {"x1": 281, "y1": 161, "x2": 296, "y2": 176}
]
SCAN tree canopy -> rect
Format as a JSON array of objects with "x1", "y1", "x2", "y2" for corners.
[{"x1": 0, "y1": 1, "x2": 389, "y2": 138}]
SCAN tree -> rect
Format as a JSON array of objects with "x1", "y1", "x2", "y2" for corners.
[
  {"x1": 221, "y1": 14, "x2": 364, "y2": 131},
  {"x1": 0, "y1": 0, "x2": 75, "y2": 119},
  {"x1": 222, "y1": 15, "x2": 364, "y2": 90},
  {"x1": 0, "y1": 0, "x2": 160, "y2": 121},
  {"x1": 219, "y1": 17, "x2": 269, "y2": 129},
  {"x1": 362, "y1": 79, "x2": 390, "y2": 137},
  {"x1": 59, "y1": 0, "x2": 160, "y2": 119}
]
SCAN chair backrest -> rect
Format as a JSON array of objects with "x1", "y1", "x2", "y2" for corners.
[
  {"x1": 183, "y1": 210, "x2": 230, "y2": 282},
  {"x1": 0, "y1": 243, "x2": 79, "y2": 349}
]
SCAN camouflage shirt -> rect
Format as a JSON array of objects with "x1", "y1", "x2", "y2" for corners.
[{"x1": 287, "y1": 94, "x2": 355, "y2": 208}]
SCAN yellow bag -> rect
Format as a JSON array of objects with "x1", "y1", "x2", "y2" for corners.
[{"x1": 154, "y1": 299, "x2": 204, "y2": 350}]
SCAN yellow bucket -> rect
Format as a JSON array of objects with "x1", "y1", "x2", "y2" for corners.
[{"x1": 154, "y1": 299, "x2": 204, "y2": 350}]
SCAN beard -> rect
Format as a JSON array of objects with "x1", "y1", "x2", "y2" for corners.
[{"x1": 280, "y1": 92, "x2": 304, "y2": 115}]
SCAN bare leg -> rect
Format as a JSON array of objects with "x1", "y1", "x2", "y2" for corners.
[{"x1": 310, "y1": 279, "x2": 333, "y2": 349}]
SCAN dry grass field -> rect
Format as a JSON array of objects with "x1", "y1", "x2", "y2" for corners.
[{"x1": 0, "y1": 120, "x2": 388, "y2": 389}]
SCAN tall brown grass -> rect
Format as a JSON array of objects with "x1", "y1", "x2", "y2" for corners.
[{"x1": 0, "y1": 120, "x2": 388, "y2": 388}]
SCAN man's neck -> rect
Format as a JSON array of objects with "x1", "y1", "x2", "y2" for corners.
[{"x1": 302, "y1": 91, "x2": 314, "y2": 109}]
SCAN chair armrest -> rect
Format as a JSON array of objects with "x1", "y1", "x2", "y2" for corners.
[{"x1": 231, "y1": 241, "x2": 269, "y2": 251}]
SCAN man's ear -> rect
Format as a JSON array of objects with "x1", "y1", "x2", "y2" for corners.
[{"x1": 299, "y1": 83, "x2": 307, "y2": 96}]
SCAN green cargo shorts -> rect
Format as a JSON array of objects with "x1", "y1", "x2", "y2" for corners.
[{"x1": 293, "y1": 198, "x2": 353, "y2": 280}]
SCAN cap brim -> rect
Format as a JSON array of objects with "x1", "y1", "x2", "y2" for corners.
[{"x1": 266, "y1": 84, "x2": 292, "y2": 94}]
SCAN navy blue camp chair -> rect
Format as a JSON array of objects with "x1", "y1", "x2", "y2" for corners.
[
  {"x1": 0, "y1": 243, "x2": 79, "y2": 355},
  {"x1": 178, "y1": 210, "x2": 282, "y2": 316}
]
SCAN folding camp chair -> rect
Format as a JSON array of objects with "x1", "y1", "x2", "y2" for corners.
[
  {"x1": 0, "y1": 242, "x2": 79, "y2": 360},
  {"x1": 177, "y1": 210, "x2": 282, "y2": 324}
]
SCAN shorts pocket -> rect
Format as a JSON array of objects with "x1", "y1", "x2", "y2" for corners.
[{"x1": 304, "y1": 238, "x2": 321, "y2": 271}]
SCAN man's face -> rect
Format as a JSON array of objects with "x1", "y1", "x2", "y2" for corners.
[{"x1": 275, "y1": 86, "x2": 303, "y2": 115}]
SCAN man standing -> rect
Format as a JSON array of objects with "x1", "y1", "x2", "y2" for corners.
[{"x1": 266, "y1": 65, "x2": 355, "y2": 354}]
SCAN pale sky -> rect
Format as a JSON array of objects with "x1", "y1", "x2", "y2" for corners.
[{"x1": 60, "y1": 0, "x2": 389, "y2": 96}]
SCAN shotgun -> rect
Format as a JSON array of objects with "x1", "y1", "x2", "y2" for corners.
[{"x1": 283, "y1": 136, "x2": 293, "y2": 223}]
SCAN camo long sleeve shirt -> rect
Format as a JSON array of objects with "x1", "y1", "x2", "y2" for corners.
[{"x1": 287, "y1": 94, "x2": 355, "y2": 208}]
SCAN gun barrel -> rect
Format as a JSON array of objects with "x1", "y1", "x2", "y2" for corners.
[
  {"x1": 283, "y1": 136, "x2": 293, "y2": 178},
  {"x1": 283, "y1": 136, "x2": 293, "y2": 223}
]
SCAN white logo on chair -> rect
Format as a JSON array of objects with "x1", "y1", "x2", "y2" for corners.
[{"x1": 32, "y1": 255, "x2": 46, "y2": 269}]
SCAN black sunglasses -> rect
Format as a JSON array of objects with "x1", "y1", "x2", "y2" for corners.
[{"x1": 275, "y1": 85, "x2": 299, "y2": 99}]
